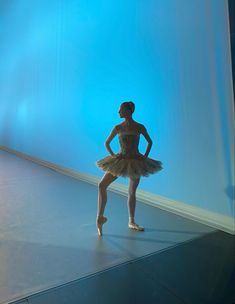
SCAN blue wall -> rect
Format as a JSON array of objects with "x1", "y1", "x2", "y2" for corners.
[
  {"x1": 0, "y1": 0, "x2": 234, "y2": 217},
  {"x1": 229, "y1": 0, "x2": 235, "y2": 91}
]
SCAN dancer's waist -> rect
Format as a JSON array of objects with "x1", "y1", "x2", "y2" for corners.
[{"x1": 119, "y1": 151, "x2": 142, "y2": 159}]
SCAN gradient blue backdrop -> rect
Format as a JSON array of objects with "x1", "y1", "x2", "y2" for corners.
[{"x1": 0, "y1": 0, "x2": 234, "y2": 218}]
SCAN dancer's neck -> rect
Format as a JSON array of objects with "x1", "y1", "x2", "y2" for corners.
[{"x1": 124, "y1": 117, "x2": 134, "y2": 126}]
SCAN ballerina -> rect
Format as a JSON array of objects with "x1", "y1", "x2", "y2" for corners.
[{"x1": 96, "y1": 101, "x2": 163, "y2": 236}]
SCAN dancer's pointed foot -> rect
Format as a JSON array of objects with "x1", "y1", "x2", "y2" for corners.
[
  {"x1": 96, "y1": 215, "x2": 107, "y2": 236},
  {"x1": 128, "y1": 222, "x2": 144, "y2": 231}
]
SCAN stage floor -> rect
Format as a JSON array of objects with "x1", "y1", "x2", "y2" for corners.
[{"x1": 0, "y1": 149, "x2": 216, "y2": 304}]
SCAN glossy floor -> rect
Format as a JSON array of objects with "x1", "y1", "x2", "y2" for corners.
[{"x1": 0, "y1": 150, "x2": 234, "y2": 304}]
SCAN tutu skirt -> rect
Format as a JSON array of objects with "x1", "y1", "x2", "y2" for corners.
[{"x1": 96, "y1": 155, "x2": 163, "y2": 179}]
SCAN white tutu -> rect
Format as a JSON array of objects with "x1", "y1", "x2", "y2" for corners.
[
  {"x1": 96, "y1": 131, "x2": 163, "y2": 179},
  {"x1": 96, "y1": 155, "x2": 162, "y2": 179}
]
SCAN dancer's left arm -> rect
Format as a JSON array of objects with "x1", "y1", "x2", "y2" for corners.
[
  {"x1": 104, "y1": 125, "x2": 118, "y2": 156},
  {"x1": 140, "y1": 125, "x2": 153, "y2": 158}
]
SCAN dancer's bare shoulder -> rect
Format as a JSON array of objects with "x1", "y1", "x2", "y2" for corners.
[
  {"x1": 115, "y1": 123, "x2": 123, "y2": 133},
  {"x1": 116, "y1": 121, "x2": 146, "y2": 134},
  {"x1": 137, "y1": 123, "x2": 146, "y2": 133},
  {"x1": 130, "y1": 122, "x2": 145, "y2": 133}
]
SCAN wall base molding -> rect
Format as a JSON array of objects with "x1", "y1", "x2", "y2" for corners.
[{"x1": 1, "y1": 145, "x2": 234, "y2": 235}]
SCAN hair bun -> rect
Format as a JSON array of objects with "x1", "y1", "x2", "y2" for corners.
[
  {"x1": 121, "y1": 101, "x2": 135, "y2": 114},
  {"x1": 128, "y1": 101, "x2": 135, "y2": 113}
]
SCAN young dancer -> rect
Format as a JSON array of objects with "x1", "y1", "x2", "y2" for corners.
[{"x1": 96, "y1": 101, "x2": 162, "y2": 236}]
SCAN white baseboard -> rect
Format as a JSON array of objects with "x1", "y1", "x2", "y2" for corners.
[{"x1": 1, "y1": 145, "x2": 234, "y2": 235}]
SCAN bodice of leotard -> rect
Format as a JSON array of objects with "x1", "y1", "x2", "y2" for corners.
[{"x1": 118, "y1": 131, "x2": 141, "y2": 158}]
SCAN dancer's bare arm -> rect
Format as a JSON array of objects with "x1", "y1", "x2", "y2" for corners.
[
  {"x1": 139, "y1": 124, "x2": 153, "y2": 158},
  {"x1": 104, "y1": 126, "x2": 118, "y2": 156}
]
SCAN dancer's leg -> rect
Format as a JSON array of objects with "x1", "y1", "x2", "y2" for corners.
[
  {"x1": 127, "y1": 177, "x2": 144, "y2": 231},
  {"x1": 127, "y1": 177, "x2": 140, "y2": 221},
  {"x1": 97, "y1": 172, "x2": 118, "y2": 217},
  {"x1": 97, "y1": 172, "x2": 117, "y2": 236}
]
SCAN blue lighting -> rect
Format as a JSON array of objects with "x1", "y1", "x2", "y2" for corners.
[{"x1": 0, "y1": 0, "x2": 234, "y2": 217}]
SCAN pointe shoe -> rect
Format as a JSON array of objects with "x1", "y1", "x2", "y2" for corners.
[
  {"x1": 96, "y1": 215, "x2": 107, "y2": 236},
  {"x1": 128, "y1": 222, "x2": 144, "y2": 231}
]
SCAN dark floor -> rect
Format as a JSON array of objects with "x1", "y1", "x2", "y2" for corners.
[
  {"x1": 12, "y1": 231, "x2": 235, "y2": 304},
  {"x1": 0, "y1": 149, "x2": 234, "y2": 304}
]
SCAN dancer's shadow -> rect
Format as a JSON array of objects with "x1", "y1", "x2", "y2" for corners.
[
  {"x1": 105, "y1": 233, "x2": 178, "y2": 245},
  {"x1": 143, "y1": 228, "x2": 210, "y2": 235}
]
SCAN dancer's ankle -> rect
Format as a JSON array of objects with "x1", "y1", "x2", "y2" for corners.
[{"x1": 97, "y1": 214, "x2": 106, "y2": 222}]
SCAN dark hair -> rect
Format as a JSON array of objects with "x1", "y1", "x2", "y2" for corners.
[{"x1": 121, "y1": 101, "x2": 135, "y2": 114}]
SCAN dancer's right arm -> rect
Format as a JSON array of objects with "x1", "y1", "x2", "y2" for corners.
[{"x1": 104, "y1": 126, "x2": 118, "y2": 156}]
